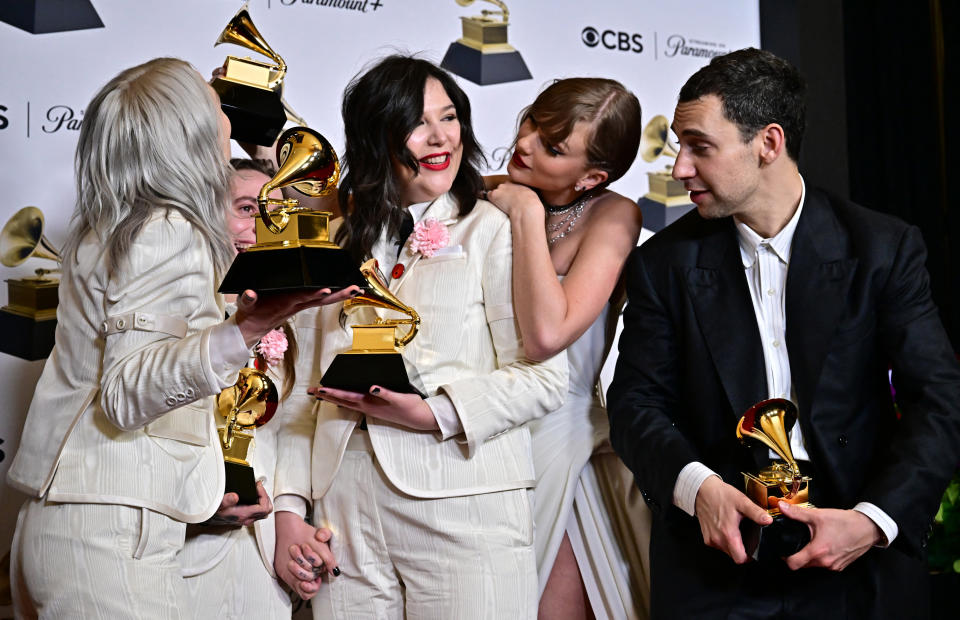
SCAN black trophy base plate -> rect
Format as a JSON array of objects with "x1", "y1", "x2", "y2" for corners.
[
  {"x1": 0, "y1": 310, "x2": 56, "y2": 360},
  {"x1": 218, "y1": 245, "x2": 365, "y2": 294},
  {"x1": 321, "y1": 352, "x2": 427, "y2": 398},
  {"x1": 741, "y1": 513, "x2": 811, "y2": 562},
  {"x1": 225, "y1": 461, "x2": 259, "y2": 505},
  {"x1": 212, "y1": 78, "x2": 286, "y2": 147},
  {"x1": 440, "y1": 42, "x2": 532, "y2": 85},
  {"x1": 0, "y1": 0, "x2": 103, "y2": 34}
]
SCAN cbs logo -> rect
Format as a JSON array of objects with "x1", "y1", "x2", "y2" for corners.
[
  {"x1": 0, "y1": 104, "x2": 8, "y2": 130},
  {"x1": 581, "y1": 27, "x2": 643, "y2": 53}
]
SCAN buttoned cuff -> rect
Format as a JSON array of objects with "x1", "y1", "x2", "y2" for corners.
[
  {"x1": 674, "y1": 461, "x2": 720, "y2": 516},
  {"x1": 427, "y1": 393, "x2": 463, "y2": 440},
  {"x1": 853, "y1": 502, "x2": 898, "y2": 547},
  {"x1": 207, "y1": 315, "x2": 252, "y2": 390},
  {"x1": 274, "y1": 493, "x2": 308, "y2": 520}
]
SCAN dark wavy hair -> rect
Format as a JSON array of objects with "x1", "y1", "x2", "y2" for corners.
[
  {"x1": 678, "y1": 47, "x2": 806, "y2": 162},
  {"x1": 334, "y1": 55, "x2": 486, "y2": 262}
]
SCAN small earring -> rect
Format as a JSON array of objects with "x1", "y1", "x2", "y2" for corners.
[{"x1": 574, "y1": 184, "x2": 583, "y2": 192}]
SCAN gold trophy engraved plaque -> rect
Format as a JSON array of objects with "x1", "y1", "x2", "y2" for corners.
[
  {"x1": 218, "y1": 126, "x2": 364, "y2": 293},
  {"x1": 736, "y1": 398, "x2": 813, "y2": 561},
  {"x1": 320, "y1": 259, "x2": 426, "y2": 397},
  {"x1": 440, "y1": 0, "x2": 531, "y2": 85},
  {"x1": 217, "y1": 367, "x2": 278, "y2": 504},
  {"x1": 0, "y1": 206, "x2": 61, "y2": 360},
  {"x1": 212, "y1": 2, "x2": 306, "y2": 145}
]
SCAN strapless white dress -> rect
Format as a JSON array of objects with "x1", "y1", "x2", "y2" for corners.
[{"x1": 528, "y1": 294, "x2": 651, "y2": 619}]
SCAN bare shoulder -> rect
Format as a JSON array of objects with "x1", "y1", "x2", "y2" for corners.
[{"x1": 584, "y1": 191, "x2": 643, "y2": 237}]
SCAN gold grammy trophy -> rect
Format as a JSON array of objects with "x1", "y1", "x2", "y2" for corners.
[
  {"x1": 218, "y1": 126, "x2": 364, "y2": 293},
  {"x1": 320, "y1": 259, "x2": 426, "y2": 397},
  {"x1": 736, "y1": 398, "x2": 813, "y2": 561},
  {"x1": 440, "y1": 0, "x2": 531, "y2": 85},
  {"x1": 212, "y1": 2, "x2": 306, "y2": 145},
  {"x1": 0, "y1": 206, "x2": 61, "y2": 360},
  {"x1": 217, "y1": 367, "x2": 279, "y2": 504}
]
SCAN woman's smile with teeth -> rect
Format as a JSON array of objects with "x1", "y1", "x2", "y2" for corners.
[{"x1": 420, "y1": 153, "x2": 451, "y2": 170}]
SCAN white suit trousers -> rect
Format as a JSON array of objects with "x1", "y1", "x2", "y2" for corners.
[
  {"x1": 310, "y1": 430, "x2": 538, "y2": 620},
  {"x1": 11, "y1": 499, "x2": 187, "y2": 619}
]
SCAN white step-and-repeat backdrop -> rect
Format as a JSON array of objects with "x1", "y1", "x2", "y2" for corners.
[{"x1": 0, "y1": 0, "x2": 758, "y2": 609}]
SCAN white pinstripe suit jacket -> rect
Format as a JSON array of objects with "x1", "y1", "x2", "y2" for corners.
[
  {"x1": 274, "y1": 193, "x2": 568, "y2": 502},
  {"x1": 7, "y1": 210, "x2": 249, "y2": 522}
]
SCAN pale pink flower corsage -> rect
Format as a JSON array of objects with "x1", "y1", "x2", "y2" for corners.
[
  {"x1": 256, "y1": 328, "x2": 288, "y2": 367},
  {"x1": 409, "y1": 218, "x2": 450, "y2": 258}
]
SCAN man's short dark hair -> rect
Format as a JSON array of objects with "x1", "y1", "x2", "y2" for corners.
[
  {"x1": 678, "y1": 48, "x2": 806, "y2": 161},
  {"x1": 229, "y1": 158, "x2": 277, "y2": 178}
]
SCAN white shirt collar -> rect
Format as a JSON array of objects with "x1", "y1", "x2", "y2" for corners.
[
  {"x1": 407, "y1": 200, "x2": 432, "y2": 224},
  {"x1": 735, "y1": 175, "x2": 806, "y2": 268}
]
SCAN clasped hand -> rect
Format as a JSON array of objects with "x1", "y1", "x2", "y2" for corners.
[
  {"x1": 309, "y1": 385, "x2": 439, "y2": 431},
  {"x1": 694, "y1": 476, "x2": 882, "y2": 570}
]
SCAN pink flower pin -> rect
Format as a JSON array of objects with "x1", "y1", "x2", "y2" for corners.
[
  {"x1": 256, "y1": 328, "x2": 288, "y2": 368},
  {"x1": 409, "y1": 218, "x2": 449, "y2": 258}
]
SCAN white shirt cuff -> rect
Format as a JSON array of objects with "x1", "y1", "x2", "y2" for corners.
[
  {"x1": 274, "y1": 493, "x2": 309, "y2": 520},
  {"x1": 427, "y1": 393, "x2": 463, "y2": 440},
  {"x1": 853, "y1": 502, "x2": 898, "y2": 547},
  {"x1": 207, "y1": 315, "x2": 252, "y2": 390},
  {"x1": 673, "y1": 461, "x2": 720, "y2": 516}
]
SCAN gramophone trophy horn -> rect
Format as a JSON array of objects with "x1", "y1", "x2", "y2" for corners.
[
  {"x1": 441, "y1": 0, "x2": 531, "y2": 85},
  {"x1": 217, "y1": 367, "x2": 279, "y2": 504},
  {"x1": 638, "y1": 114, "x2": 692, "y2": 213},
  {"x1": 736, "y1": 398, "x2": 813, "y2": 561},
  {"x1": 212, "y1": 2, "x2": 305, "y2": 145},
  {"x1": 0, "y1": 206, "x2": 61, "y2": 268},
  {"x1": 320, "y1": 259, "x2": 426, "y2": 397},
  {"x1": 218, "y1": 127, "x2": 364, "y2": 294},
  {"x1": 640, "y1": 115, "x2": 679, "y2": 164}
]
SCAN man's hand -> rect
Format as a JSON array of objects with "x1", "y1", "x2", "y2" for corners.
[
  {"x1": 204, "y1": 482, "x2": 272, "y2": 526},
  {"x1": 274, "y1": 511, "x2": 338, "y2": 600},
  {"x1": 309, "y1": 385, "x2": 439, "y2": 431},
  {"x1": 694, "y1": 475, "x2": 773, "y2": 564},
  {"x1": 780, "y1": 501, "x2": 882, "y2": 571}
]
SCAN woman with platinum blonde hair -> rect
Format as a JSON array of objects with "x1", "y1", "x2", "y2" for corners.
[{"x1": 6, "y1": 57, "x2": 353, "y2": 618}]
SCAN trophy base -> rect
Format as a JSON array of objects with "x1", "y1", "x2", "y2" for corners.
[
  {"x1": 741, "y1": 513, "x2": 811, "y2": 562},
  {"x1": 0, "y1": 0, "x2": 103, "y2": 34},
  {"x1": 440, "y1": 41, "x2": 532, "y2": 85},
  {"x1": 321, "y1": 352, "x2": 427, "y2": 398},
  {"x1": 0, "y1": 308, "x2": 56, "y2": 360},
  {"x1": 212, "y1": 78, "x2": 286, "y2": 146},
  {"x1": 218, "y1": 245, "x2": 365, "y2": 294},
  {"x1": 636, "y1": 197, "x2": 696, "y2": 233},
  {"x1": 224, "y1": 461, "x2": 259, "y2": 505}
]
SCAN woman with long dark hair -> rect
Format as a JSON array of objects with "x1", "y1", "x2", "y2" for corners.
[
  {"x1": 487, "y1": 77, "x2": 650, "y2": 619},
  {"x1": 273, "y1": 55, "x2": 567, "y2": 617}
]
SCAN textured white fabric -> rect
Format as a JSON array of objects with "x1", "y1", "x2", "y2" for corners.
[
  {"x1": 7, "y1": 210, "x2": 248, "y2": 522},
  {"x1": 12, "y1": 500, "x2": 188, "y2": 619},
  {"x1": 529, "y1": 300, "x2": 650, "y2": 618},
  {"x1": 309, "y1": 431, "x2": 538, "y2": 620}
]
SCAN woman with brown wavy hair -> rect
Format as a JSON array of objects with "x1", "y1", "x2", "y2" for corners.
[{"x1": 487, "y1": 77, "x2": 650, "y2": 619}]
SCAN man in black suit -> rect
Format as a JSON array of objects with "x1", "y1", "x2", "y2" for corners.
[{"x1": 607, "y1": 48, "x2": 960, "y2": 619}]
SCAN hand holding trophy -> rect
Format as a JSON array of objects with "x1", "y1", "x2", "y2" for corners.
[{"x1": 736, "y1": 398, "x2": 814, "y2": 561}]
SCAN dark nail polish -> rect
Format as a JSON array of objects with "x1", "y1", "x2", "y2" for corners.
[
  {"x1": 332, "y1": 566, "x2": 341, "y2": 576},
  {"x1": 371, "y1": 387, "x2": 381, "y2": 394}
]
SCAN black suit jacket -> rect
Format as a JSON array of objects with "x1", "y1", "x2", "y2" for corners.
[{"x1": 607, "y1": 188, "x2": 960, "y2": 619}]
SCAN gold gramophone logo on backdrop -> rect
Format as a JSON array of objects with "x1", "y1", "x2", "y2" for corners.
[
  {"x1": 320, "y1": 258, "x2": 427, "y2": 397},
  {"x1": 440, "y1": 0, "x2": 531, "y2": 86},
  {"x1": 212, "y1": 2, "x2": 306, "y2": 146},
  {"x1": 0, "y1": 206, "x2": 61, "y2": 360},
  {"x1": 639, "y1": 115, "x2": 691, "y2": 207},
  {"x1": 218, "y1": 126, "x2": 364, "y2": 293}
]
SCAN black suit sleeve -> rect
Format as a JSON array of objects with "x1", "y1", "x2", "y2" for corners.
[
  {"x1": 861, "y1": 225, "x2": 960, "y2": 554},
  {"x1": 607, "y1": 248, "x2": 700, "y2": 515}
]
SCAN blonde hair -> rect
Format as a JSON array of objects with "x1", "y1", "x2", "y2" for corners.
[{"x1": 65, "y1": 57, "x2": 233, "y2": 275}]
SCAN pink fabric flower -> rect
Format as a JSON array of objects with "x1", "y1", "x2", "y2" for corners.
[
  {"x1": 256, "y1": 328, "x2": 288, "y2": 367},
  {"x1": 409, "y1": 218, "x2": 450, "y2": 258}
]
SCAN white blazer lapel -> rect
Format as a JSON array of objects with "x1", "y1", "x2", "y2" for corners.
[{"x1": 390, "y1": 193, "x2": 460, "y2": 295}]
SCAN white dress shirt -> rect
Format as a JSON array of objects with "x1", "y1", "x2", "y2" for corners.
[{"x1": 672, "y1": 176, "x2": 897, "y2": 545}]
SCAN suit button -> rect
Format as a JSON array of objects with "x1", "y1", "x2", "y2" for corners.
[
  {"x1": 838, "y1": 435, "x2": 848, "y2": 447},
  {"x1": 165, "y1": 397, "x2": 177, "y2": 406},
  {"x1": 176, "y1": 392, "x2": 186, "y2": 401}
]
